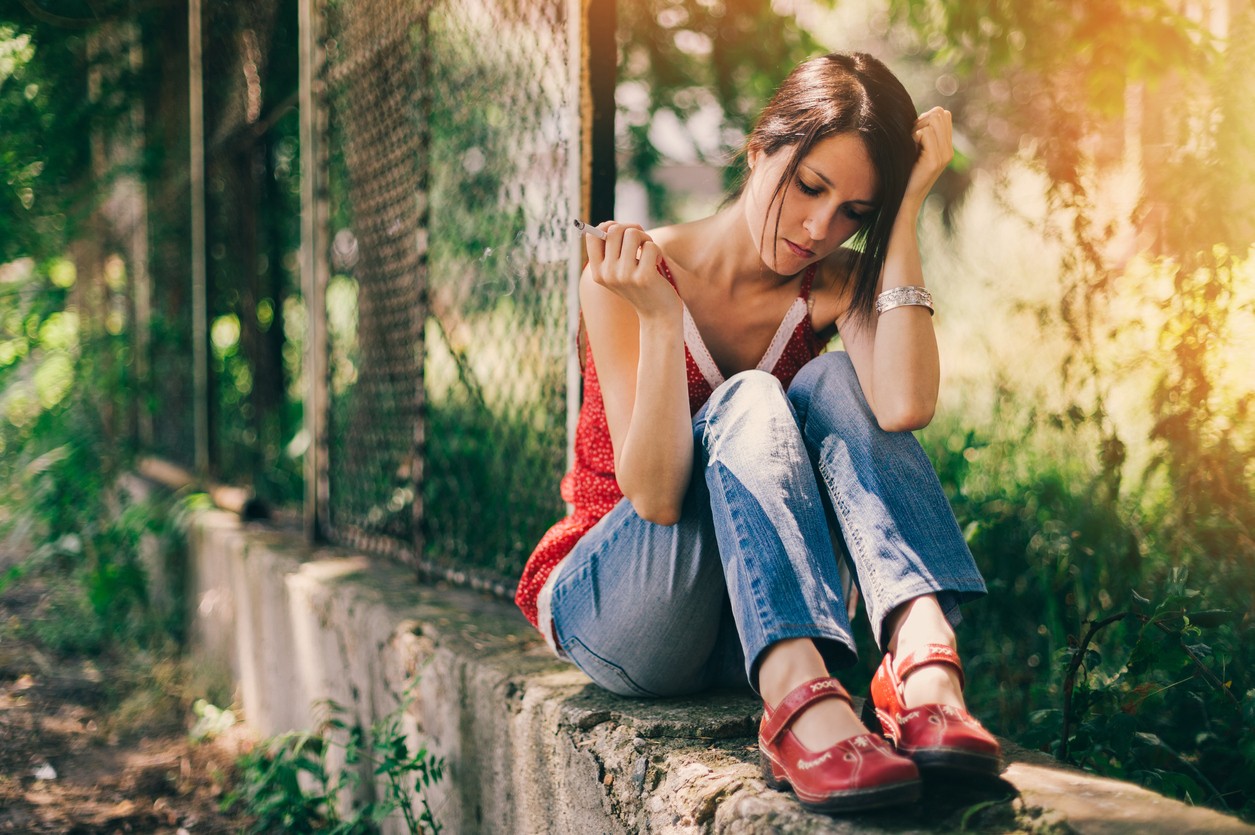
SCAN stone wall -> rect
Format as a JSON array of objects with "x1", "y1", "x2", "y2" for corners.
[{"x1": 186, "y1": 509, "x2": 1255, "y2": 834}]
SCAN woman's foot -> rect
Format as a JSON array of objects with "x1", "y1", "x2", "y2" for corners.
[
  {"x1": 759, "y1": 676, "x2": 920, "y2": 813},
  {"x1": 884, "y1": 596, "x2": 967, "y2": 712},
  {"x1": 871, "y1": 599, "x2": 1001, "y2": 777},
  {"x1": 757, "y1": 638, "x2": 921, "y2": 812},
  {"x1": 759, "y1": 638, "x2": 867, "y2": 750},
  {"x1": 897, "y1": 643, "x2": 965, "y2": 710},
  {"x1": 868, "y1": 644, "x2": 1001, "y2": 777}
]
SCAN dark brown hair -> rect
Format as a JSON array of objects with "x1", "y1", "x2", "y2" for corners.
[{"x1": 741, "y1": 52, "x2": 918, "y2": 325}]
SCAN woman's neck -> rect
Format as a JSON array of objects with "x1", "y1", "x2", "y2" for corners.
[{"x1": 667, "y1": 201, "x2": 793, "y2": 293}]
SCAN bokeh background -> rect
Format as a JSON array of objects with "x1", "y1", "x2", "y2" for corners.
[{"x1": 2, "y1": 0, "x2": 1252, "y2": 820}]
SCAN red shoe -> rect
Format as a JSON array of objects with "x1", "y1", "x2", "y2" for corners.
[
  {"x1": 867, "y1": 643, "x2": 1002, "y2": 778},
  {"x1": 759, "y1": 677, "x2": 921, "y2": 813}
]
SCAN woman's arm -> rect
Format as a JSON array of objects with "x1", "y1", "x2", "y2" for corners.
[
  {"x1": 838, "y1": 107, "x2": 952, "y2": 432},
  {"x1": 581, "y1": 223, "x2": 693, "y2": 524}
]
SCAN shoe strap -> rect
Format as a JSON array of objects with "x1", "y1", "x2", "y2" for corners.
[
  {"x1": 894, "y1": 644, "x2": 965, "y2": 690},
  {"x1": 760, "y1": 677, "x2": 853, "y2": 745}
]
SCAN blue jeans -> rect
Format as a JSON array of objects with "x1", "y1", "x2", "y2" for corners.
[{"x1": 547, "y1": 352, "x2": 986, "y2": 698}]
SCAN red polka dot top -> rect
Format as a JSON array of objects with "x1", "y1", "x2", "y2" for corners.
[{"x1": 514, "y1": 260, "x2": 821, "y2": 639}]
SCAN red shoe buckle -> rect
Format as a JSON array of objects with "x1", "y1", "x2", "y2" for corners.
[{"x1": 759, "y1": 677, "x2": 920, "y2": 812}]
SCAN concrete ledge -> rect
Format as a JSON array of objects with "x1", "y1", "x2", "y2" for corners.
[{"x1": 187, "y1": 510, "x2": 1255, "y2": 834}]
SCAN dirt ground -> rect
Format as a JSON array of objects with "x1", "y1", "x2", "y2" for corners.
[{"x1": 0, "y1": 572, "x2": 256, "y2": 834}]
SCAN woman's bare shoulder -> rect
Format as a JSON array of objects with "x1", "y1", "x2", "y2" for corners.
[{"x1": 646, "y1": 218, "x2": 713, "y2": 252}]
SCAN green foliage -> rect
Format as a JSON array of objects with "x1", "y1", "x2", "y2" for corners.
[
  {"x1": 227, "y1": 693, "x2": 445, "y2": 835},
  {"x1": 898, "y1": 2, "x2": 1255, "y2": 820},
  {"x1": 423, "y1": 6, "x2": 530, "y2": 293},
  {"x1": 1019, "y1": 570, "x2": 1252, "y2": 815},
  {"x1": 2, "y1": 8, "x2": 307, "y2": 503},
  {"x1": 421, "y1": 300, "x2": 567, "y2": 576},
  {"x1": 0, "y1": 252, "x2": 185, "y2": 652},
  {"x1": 921, "y1": 402, "x2": 1254, "y2": 821},
  {"x1": 1142, "y1": 248, "x2": 1255, "y2": 610},
  {"x1": 4, "y1": 421, "x2": 185, "y2": 651},
  {"x1": 26, "y1": 574, "x2": 110, "y2": 655},
  {"x1": 920, "y1": 407, "x2": 1130, "y2": 717},
  {"x1": 0, "y1": 20, "x2": 79, "y2": 262},
  {"x1": 888, "y1": 0, "x2": 1200, "y2": 104},
  {"x1": 201, "y1": 0, "x2": 306, "y2": 503},
  {"x1": 617, "y1": 0, "x2": 830, "y2": 218},
  {"x1": 0, "y1": 10, "x2": 145, "y2": 263}
]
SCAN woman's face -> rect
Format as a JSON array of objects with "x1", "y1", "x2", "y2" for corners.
[{"x1": 743, "y1": 132, "x2": 879, "y2": 274}]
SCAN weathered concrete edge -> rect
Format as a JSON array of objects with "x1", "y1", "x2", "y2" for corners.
[{"x1": 186, "y1": 509, "x2": 1255, "y2": 835}]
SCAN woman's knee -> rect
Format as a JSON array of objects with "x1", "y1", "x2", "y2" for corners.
[
  {"x1": 710, "y1": 369, "x2": 787, "y2": 413},
  {"x1": 701, "y1": 369, "x2": 794, "y2": 451},
  {"x1": 788, "y1": 352, "x2": 873, "y2": 432},
  {"x1": 789, "y1": 352, "x2": 860, "y2": 403}
]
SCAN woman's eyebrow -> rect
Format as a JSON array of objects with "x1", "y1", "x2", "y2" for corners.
[{"x1": 801, "y1": 164, "x2": 877, "y2": 206}]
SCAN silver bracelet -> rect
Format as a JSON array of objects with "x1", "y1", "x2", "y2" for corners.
[{"x1": 876, "y1": 285, "x2": 934, "y2": 316}]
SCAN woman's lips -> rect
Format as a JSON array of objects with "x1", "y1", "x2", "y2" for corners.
[{"x1": 784, "y1": 239, "x2": 814, "y2": 259}]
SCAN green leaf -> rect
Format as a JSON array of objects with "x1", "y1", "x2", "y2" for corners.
[{"x1": 1185, "y1": 609, "x2": 1232, "y2": 628}]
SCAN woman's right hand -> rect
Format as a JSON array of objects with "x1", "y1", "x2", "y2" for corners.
[
  {"x1": 580, "y1": 220, "x2": 693, "y2": 522},
  {"x1": 585, "y1": 222, "x2": 680, "y2": 320}
]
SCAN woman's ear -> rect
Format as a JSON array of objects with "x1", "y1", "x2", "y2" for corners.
[{"x1": 747, "y1": 144, "x2": 762, "y2": 170}]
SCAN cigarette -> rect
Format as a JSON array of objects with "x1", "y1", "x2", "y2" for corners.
[{"x1": 572, "y1": 218, "x2": 607, "y2": 240}]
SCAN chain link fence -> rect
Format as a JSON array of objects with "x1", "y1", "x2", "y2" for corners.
[
  {"x1": 21, "y1": 0, "x2": 586, "y2": 598},
  {"x1": 318, "y1": 0, "x2": 577, "y2": 590},
  {"x1": 320, "y1": 0, "x2": 429, "y2": 562},
  {"x1": 416, "y1": 0, "x2": 575, "y2": 581}
]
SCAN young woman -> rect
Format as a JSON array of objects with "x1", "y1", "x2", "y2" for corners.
[{"x1": 515, "y1": 52, "x2": 1001, "y2": 814}]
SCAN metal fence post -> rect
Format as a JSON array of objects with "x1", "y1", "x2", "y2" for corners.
[
  {"x1": 566, "y1": 0, "x2": 583, "y2": 478},
  {"x1": 300, "y1": 0, "x2": 330, "y2": 543},
  {"x1": 413, "y1": 0, "x2": 432, "y2": 569},
  {"x1": 587, "y1": 0, "x2": 616, "y2": 224},
  {"x1": 569, "y1": 0, "x2": 616, "y2": 477},
  {"x1": 188, "y1": 0, "x2": 209, "y2": 479}
]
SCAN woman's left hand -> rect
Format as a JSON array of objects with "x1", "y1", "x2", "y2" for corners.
[{"x1": 903, "y1": 106, "x2": 953, "y2": 207}]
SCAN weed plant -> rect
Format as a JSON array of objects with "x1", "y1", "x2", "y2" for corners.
[{"x1": 226, "y1": 694, "x2": 445, "y2": 835}]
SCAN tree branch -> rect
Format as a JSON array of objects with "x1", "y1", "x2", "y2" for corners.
[{"x1": 1060, "y1": 611, "x2": 1129, "y2": 762}]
